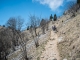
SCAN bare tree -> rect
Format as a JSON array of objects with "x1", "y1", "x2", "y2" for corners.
[
  {"x1": 18, "y1": 32, "x2": 28, "y2": 60},
  {"x1": 17, "y1": 17, "x2": 24, "y2": 31},
  {"x1": 0, "y1": 28, "x2": 12, "y2": 60},
  {"x1": 0, "y1": 28, "x2": 22, "y2": 60},
  {"x1": 34, "y1": 37, "x2": 39, "y2": 48},
  {"x1": 6, "y1": 17, "x2": 17, "y2": 30},
  {"x1": 36, "y1": 17, "x2": 41, "y2": 27},
  {"x1": 28, "y1": 14, "x2": 41, "y2": 48},
  {"x1": 6, "y1": 17, "x2": 28, "y2": 60},
  {"x1": 29, "y1": 14, "x2": 41, "y2": 36},
  {"x1": 6, "y1": 17, "x2": 24, "y2": 31},
  {"x1": 40, "y1": 19, "x2": 46, "y2": 34},
  {"x1": 6, "y1": 17, "x2": 24, "y2": 46},
  {"x1": 29, "y1": 15, "x2": 36, "y2": 36}
]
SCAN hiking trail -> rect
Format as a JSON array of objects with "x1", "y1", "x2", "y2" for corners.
[{"x1": 40, "y1": 29, "x2": 60, "y2": 60}]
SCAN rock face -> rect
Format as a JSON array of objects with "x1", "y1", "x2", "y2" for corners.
[{"x1": 57, "y1": 10, "x2": 80, "y2": 60}]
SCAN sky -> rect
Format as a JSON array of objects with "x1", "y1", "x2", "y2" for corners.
[{"x1": 0, "y1": 0, "x2": 76, "y2": 29}]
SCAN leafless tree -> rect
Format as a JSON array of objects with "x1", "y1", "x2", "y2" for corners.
[
  {"x1": 17, "y1": 17, "x2": 24, "y2": 31},
  {"x1": 6, "y1": 17, "x2": 24, "y2": 46},
  {"x1": 34, "y1": 37, "x2": 39, "y2": 48},
  {"x1": 29, "y1": 14, "x2": 37, "y2": 36},
  {"x1": 18, "y1": 32, "x2": 28, "y2": 60},
  {"x1": 29, "y1": 14, "x2": 41, "y2": 36},
  {"x1": 40, "y1": 19, "x2": 46, "y2": 34},
  {"x1": 6, "y1": 17, "x2": 17, "y2": 30},
  {"x1": 29, "y1": 14, "x2": 41, "y2": 48},
  {"x1": 6, "y1": 17, "x2": 24, "y2": 31},
  {"x1": 5, "y1": 17, "x2": 28, "y2": 60},
  {"x1": 0, "y1": 28, "x2": 12, "y2": 60},
  {"x1": 0, "y1": 27, "x2": 23, "y2": 60}
]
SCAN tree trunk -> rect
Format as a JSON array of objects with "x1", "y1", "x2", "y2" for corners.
[{"x1": 34, "y1": 28, "x2": 37, "y2": 36}]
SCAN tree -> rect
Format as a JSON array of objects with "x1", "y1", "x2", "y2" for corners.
[
  {"x1": 40, "y1": 19, "x2": 46, "y2": 34},
  {"x1": 77, "y1": 0, "x2": 80, "y2": 4},
  {"x1": 77, "y1": 0, "x2": 80, "y2": 9},
  {"x1": 19, "y1": 33, "x2": 29, "y2": 60},
  {"x1": 29, "y1": 14, "x2": 41, "y2": 48},
  {"x1": 34, "y1": 37, "x2": 39, "y2": 48},
  {"x1": 6, "y1": 17, "x2": 24, "y2": 46},
  {"x1": 6, "y1": 17, "x2": 24, "y2": 31},
  {"x1": 0, "y1": 28, "x2": 20, "y2": 60},
  {"x1": 29, "y1": 15, "x2": 37, "y2": 36},
  {"x1": 50, "y1": 14, "x2": 53, "y2": 21},
  {"x1": 29, "y1": 14, "x2": 40, "y2": 36},
  {"x1": 3, "y1": 25, "x2": 5, "y2": 27},
  {"x1": 54, "y1": 14, "x2": 57, "y2": 21},
  {"x1": 27, "y1": 26, "x2": 29, "y2": 30},
  {"x1": 0, "y1": 28, "x2": 11, "y2": 60},
  {"x1": 6, "y1": 17, "x2": 17, "y2": 30},
  {"x1": 17, "y1": 17, "x2": 24, "y2": 31},
  {"x1": 6, "y1": 17, "x2": 28, "y2": 60}
]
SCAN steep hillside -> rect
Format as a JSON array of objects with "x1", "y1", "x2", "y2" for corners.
[
  {"x1": 57, "y1": 11, "x2": 80, "y2": 60},
  {"x1": 2, "y1": 9, "x2": 80, "y2": 60}
]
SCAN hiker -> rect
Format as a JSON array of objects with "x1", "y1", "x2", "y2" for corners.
[
  {"x1": 52, "y1": 25, "x2": 56, "y2": 30},
  {"x1": 52, "y1": 25, "x2": 58, "y2": 32}
]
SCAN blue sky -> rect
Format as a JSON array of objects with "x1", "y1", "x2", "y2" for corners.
[{"x1": 0, "y1": 0, "x2": 76, "y2": 29}]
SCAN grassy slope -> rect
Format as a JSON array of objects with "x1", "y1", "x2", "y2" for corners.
[{"x1": 57, "y1": 12, "x2": 80, "y2": 60}]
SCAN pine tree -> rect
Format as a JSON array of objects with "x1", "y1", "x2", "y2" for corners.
[
  {"x1": 77, "y1": 0, "x2": 80, "y2": 8},
  {"x1": 27, "y1": 26, "x2": 29, "y2": 30},
  {"x1": 77, "y1": 0, "x2": 80, "y2": 4},
  {"x1": 54, "y1": 14, "x2": 57, "y2": 21},
  {"x1": 50, "y1": 14, "x2": 53, "y2": 21}
]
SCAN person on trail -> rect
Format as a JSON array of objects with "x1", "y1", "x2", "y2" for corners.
[
  {"x1": 52, "y1": 26, "x2": 53, "y2": 30},
  {"x1": 52, "y1": 25, "x2": 58, "y2": 32}
]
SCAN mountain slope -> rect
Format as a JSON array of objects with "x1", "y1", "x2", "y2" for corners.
[{"x1": 57, "y1": 13, "x2": 80, "y2": 60}]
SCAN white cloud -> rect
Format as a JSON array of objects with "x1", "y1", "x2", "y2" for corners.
[{"x1": 33, "y1": 0, "x2": 64, "y2": 11}]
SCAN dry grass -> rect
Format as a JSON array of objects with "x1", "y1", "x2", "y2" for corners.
[{"x1": 57, "y1": 11, "x2": 80, "y2": 60}]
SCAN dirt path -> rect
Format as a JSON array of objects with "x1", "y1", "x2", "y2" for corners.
[{"x1": 40, "y1": 30, "x2": 60, "y2": 60}]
